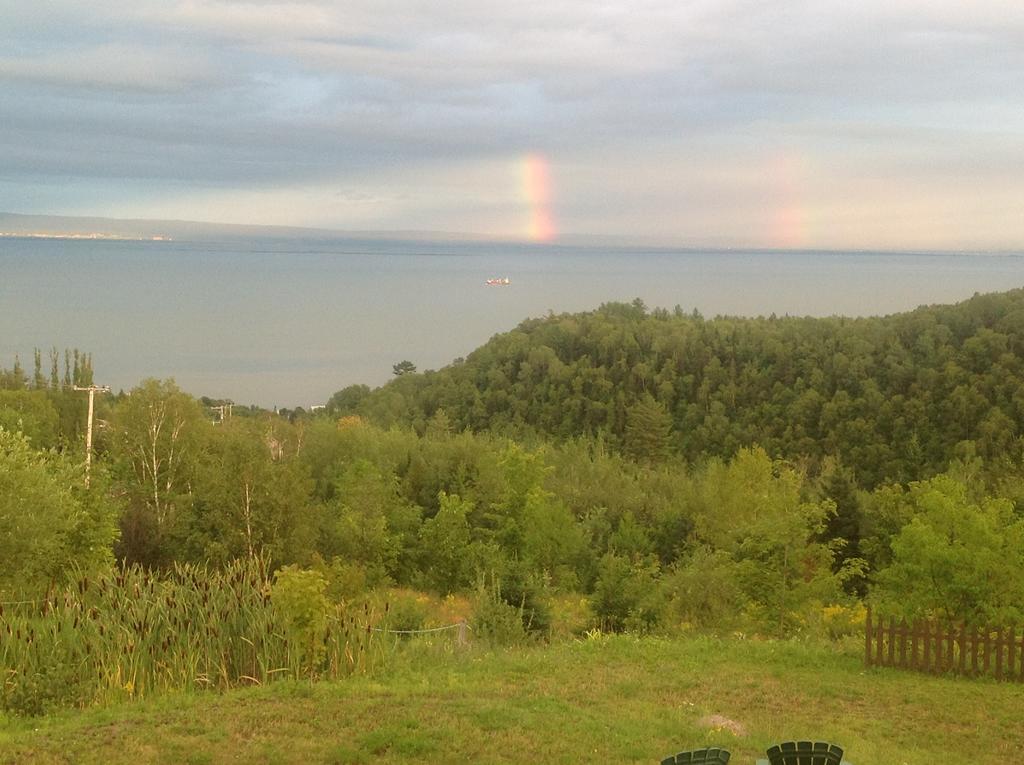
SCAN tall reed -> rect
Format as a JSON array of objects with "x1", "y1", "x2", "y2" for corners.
[{"x1": 0, "y1": 557, "x2": 383, "y2": 715}]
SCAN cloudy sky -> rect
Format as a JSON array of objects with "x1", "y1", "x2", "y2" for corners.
[{"x1": 2, "y1": 0, "x2": 1023, "y2": 249}]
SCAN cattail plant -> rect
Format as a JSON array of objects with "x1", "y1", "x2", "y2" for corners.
[{"x1": 0, "y1": 556, "x2": 383, "y2": 715}]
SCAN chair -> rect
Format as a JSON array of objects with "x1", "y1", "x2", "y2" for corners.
[
  {"x1": 756, "y1": 741, "x2": 846, "y2": 765},
  {"x1": 660, "y1": 747, "x2": 731, "y2": 765}
]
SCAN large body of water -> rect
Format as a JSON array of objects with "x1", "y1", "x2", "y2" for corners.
[{"x1": 2, "y1": 236, "x2": 1023, "y2": 407}]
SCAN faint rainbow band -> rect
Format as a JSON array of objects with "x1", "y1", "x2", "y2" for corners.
[{"x1": 523, "y1": 153, "x2": 556, "y2": 243}]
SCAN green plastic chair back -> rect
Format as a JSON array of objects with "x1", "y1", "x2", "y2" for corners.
[
  {"x1": 660, "y1": 747, "x2": 731, "y2": 765},
  {"x1": 766, "y1": 741, "x2": 843, "y2": 765}
]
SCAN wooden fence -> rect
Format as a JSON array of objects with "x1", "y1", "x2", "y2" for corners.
[{"x1": 865, "y1": 607, "x2": 1024, "y2": 681}]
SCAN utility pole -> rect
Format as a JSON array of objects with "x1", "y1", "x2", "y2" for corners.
[
  {"x1": 73, "y1": 384, "x2": 110, "y2": 486},
  {"x1": 211, "y1": 402, "x2": 233, "y2": 424}
]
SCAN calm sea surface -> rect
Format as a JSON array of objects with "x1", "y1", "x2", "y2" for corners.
[{"x1": 2, "y1": 236, "x2": 1024, "y2": 406}]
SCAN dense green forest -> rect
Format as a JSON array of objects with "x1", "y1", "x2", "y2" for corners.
[
  {"x1": 335, "y1": 289, "x2": 1024, "y2": 489},
  {"x1": 4, "y1": 291, "x2": 1024, "y2": 712}
]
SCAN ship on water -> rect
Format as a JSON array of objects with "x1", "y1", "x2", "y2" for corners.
[{"x1": 485, "y1": 277, "x2": 511, "y2": 286}]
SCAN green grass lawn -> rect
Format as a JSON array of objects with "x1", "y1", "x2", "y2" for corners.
[{"x1": 2, "y1": 634, "x2": 1022, "y2": 764}]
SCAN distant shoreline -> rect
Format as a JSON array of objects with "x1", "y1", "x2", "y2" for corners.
[{"x1": 0, "y1": 232, "x2": 172, "y2": 241}]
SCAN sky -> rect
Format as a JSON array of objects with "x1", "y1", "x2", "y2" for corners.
[{"x1": 2, "y1": 1, "x2": 1024, "y2": 250}]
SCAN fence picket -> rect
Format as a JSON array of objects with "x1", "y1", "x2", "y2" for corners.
[
  {"x1": 1008, "y1": 627, "x2": 1016, "y2": 680},
  {"x1": 995, "y1": 629, "x2": 1005, "y2": 680},
  {"x1": 865, "y1": 607, "x2": 873, "y2": 668},
  {"x1": 983, "y1": 627, "x2": 991, "y2": 675},
  {"x1": 971, "y1": 626, "x2": 979, "y2": 676},
  {"x1": 865, "y1": 615, "x2": 1023, "y2": 683},
  {"x1": 910, "y1": 620, "x2": 919, "y2": 670},
  {"x1": 898, "y1": 619, "x2": 908, "y2": 668},
  {"x1": 1019, "y1": 632, "x2": 1024, "y2": 682},
  {"x1": 887, "y1": 618, "x2": 896, "y2": 666}
]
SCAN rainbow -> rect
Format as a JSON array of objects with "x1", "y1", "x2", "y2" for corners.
[
  {"x1": 767, "y1": 152, "x2": 810, "y2": 249},
  {"x1": 523, "y1": 153, "x2": 556, "y2": 243}
]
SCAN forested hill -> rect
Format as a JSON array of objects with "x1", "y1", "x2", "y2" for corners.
[{"x1": 334, "y1": 288, "x2": 1024, "y2": 487}]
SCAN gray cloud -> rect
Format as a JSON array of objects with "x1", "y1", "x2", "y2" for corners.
[
  {"x1": 1, "y1": 0, "x2": 1023, "y2": 246},
  {"x1": 0, "y1": 43, "x2": 224, "y2": 92}
]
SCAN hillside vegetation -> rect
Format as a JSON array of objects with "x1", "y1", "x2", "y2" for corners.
[
  {"x1": 340, "y1": 289, "x2": 1024, "y2": 488},
  {"x1": 3, "y1": 291, "x2": 1024, "y2": 726}
]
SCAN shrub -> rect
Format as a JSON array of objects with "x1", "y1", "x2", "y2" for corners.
[
  {"x1": 318, "y1": 557, "x2": 368, "y2": 602},
  {"x1": 547, "y1": 593, "x2": 592, "y2": 639},
  {"x1": 661, "y1": 548, "x2": 747, "y2": 631},
  {"x1": 381, "y1": 590, "x2": 430, "y2": 633},
  {"x1": 818, "y1": 602, "x2": 867, "y2": 640},
  {"x1": 471, "y1": 576, "x2": 527, "y2": 647},
  {"x1": 591, "y1": 553, "x2": 663, "y2": 633},
  {"x1": 871, "y1": 475, "x2": 1024, "y2": 624},
  {"x1": 2, "y1": 656, "x2": 86, "y2": 717},
  {"x1": 496, "y1": 561, "x2": 551, "y2": 636},
  {"x1": 272, "y1": 565, "x2": 331, "y2": 675}
]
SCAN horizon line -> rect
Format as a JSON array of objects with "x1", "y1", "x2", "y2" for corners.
[{"x1": 2, "y1": 209, "x2": 1023, "y2": 255}]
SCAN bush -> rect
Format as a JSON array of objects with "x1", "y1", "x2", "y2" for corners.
[
  {"x1": 591, "y1": 553, "x2": 664, "y2": 633},
  {"x1": 661, "y1": 548, "x2": 747, "y2": 631},
  {"x1": 472, "y1": 576, "x2": 527, "y2": 647},
  {"x1": 817, "y1": 602, "x2": 867, "y2": 640},
  {"x1": 382, "y1": 590, "x2": 430, "y2": 633},
  {"x1": 319, "y1": 557, "x2": 368, "y2": 602},
  {"x1": 0, "y1": 428, "x2": 117, "y2": 597},
  {"x1": 496, "y1": 561, "x2": 552, "y2": 636},
  {"x1": 547, "y1": 593, "x2": 592, "y2": 639},
  {"x1": 871, "y1": 475, "x2": 1024, "y2": 624},
  {"x1": 271, "y1": 566, "x2": 331, "y2": 675},
  {"x1": 2, "y1": 658, "x2": 86, "y2": 717}
]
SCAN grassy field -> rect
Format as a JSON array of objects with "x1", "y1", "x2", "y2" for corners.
[{"x1": 2, "y1": 634, "x2": 1022, "y2": 764}]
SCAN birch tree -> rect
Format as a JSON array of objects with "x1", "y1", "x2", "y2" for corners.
[
  {"x1": 188, "y1": 418, "x2": 314, "y2": 565},
  {"x1": 110, "y1": 379, "x2": 207, "y2": 565}
]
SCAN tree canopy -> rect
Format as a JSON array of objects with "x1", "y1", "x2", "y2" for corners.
[
  {"x1": 6, "y1": 289, "x2": 1024, "y2": 633},
  {"x1": 336, "y1": 289, "x2": 1024, "y2": 489}
]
